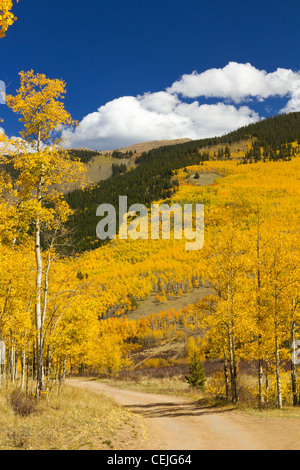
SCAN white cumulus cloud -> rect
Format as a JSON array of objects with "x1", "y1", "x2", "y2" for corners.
[
  {"x1": 63, "y1": 95, "x2": 259, "y2": 150},
  {"x1": 62, "y1": 62, "x2": 300, "y2": 151},
  {"x1": 167, "y1": 62, "x2": 300, "y2": 104}
]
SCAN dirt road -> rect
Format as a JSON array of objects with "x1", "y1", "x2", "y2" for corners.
[{"x1": 67, "y1": 379, "x2": 300, "y2": 450}]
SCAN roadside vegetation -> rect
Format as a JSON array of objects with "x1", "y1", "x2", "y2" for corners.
[{"x1": 0, "y1": 384, "x2": 145, "y2": 450}]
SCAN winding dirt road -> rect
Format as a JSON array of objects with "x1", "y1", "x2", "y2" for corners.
[{"x1": 67, "y1": 379, "x2": 300, "y2": 450}]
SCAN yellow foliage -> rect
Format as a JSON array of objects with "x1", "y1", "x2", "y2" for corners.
[
  {"x1": 264, "y1": 370, "x2": 293, "y2": 406},
  {"x1": 6, "y1": 70, "x2": 77, "y2": 149},
  {"x1": 2, "y1": 127, "x2": 300, "y2": 406},
  {"x1": 143, "y1": 358, "x2": 170, "y2": 368},
  {"x1": 186, "y1": 336, "x2": 199, "y2": 359},
  {"x1": 0, "y1": 0, "x2": 20, "y2": 38},
  {"x1": 205, "y1": 371, "x2": 227, "y2": 399}
]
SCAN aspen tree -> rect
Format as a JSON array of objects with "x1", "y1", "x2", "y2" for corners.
[
  {"x1": 260, "y1": 230, "x2": 293, "y2": 409},
  {"x1": 256, "y1": 212, "x2": 264, "y2": 407},
  {"x1": 283, "y1": 233, "x2": 300, "y2": 406},
  {"x1": 249, "y1": 211, "x2": 272, "y2": 408},
  {"x1": 6, "y1": 71, "x2": 86, "y2": 395},
  {"x1": 201, "y1": 217, "x2": 252, "y2": 403}
]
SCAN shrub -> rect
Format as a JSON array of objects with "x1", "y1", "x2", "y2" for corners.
[
  {"x1": 9, "y1": 390, "x2": 37, "y2": 417},
  {"x1": 205, "y1": 370, "x2": 226, "y2": 399},
  {"x1": 143, "y1": 358, "x2": 170, "y2": 368},
  {"x1": 7, "y1": 428, "x2": 31, "y2": 448}
]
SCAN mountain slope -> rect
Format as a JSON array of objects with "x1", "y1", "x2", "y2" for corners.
[
  {"x1": 65, "y1": 111, "x2": 300, "y2": 252},
  {"x1": 104, "y1": 138, "x2": 193, "y2": 155}
]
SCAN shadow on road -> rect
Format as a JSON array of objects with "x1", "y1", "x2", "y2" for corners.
[{"x1": 126, "y1": 399, "x2": 236, "y2": 419}]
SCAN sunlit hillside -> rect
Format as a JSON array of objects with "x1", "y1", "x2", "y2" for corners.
[
  {"x1": 2, "y1": 102, "x2": 300, "y2": 409},
  {"x1": 61, "y1": 145, "x2": 300, "y2": 406}
]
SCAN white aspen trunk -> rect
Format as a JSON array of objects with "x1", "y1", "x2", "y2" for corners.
[
  {"x1": 26, "y1": 336, "x2": 31, "y2": 397},
  {"x1": 265, "y1": 360, "x2": 269, "y2": 405},
  {"x1": 21, "y1": 348, "x2": 26, "y2": 390},
  {"x1": 228, "y1": 322, "x2": 237, "y2": 403},
  {"x1": 6, "y1": 343, "x2": 9, "y2": 388},
  {"x1": 275, "y1": 328, "x2": 282, "y2": 409},
  {"x1": 223, "y1": 349, "x2": 230, "y2": 400},
  {"x1": 291, "y1": 320, "x2": 298, "y2": 406},
  {"x1": 35, "y1": 127, "x2": 46, "y2": 397},
  {"x1": 63, "y1": 354, "x2": 67, "y2": 381},
  {"x1": 256, "y1": 216, "x2": 265, "y2": 408},
  {"x1": 31, "y1": 341, "x2": 36, "y2": 396},
  {"x1": 35, "y1": 208, "x2": 43, "y2": 396},
  {"x1": 258, "y1": 359, "x2": 264, "y2": 407},
  {"x1": 46, "y1": 346, "x2": 51, "y2": 381},
  {"x1": 11, "y1": 343, "x2": 15, "y2": 384},
  {"x1": 10, "y1": 345, "x2": 13, "y2": 384},
  {"x1": 274, "y1": 291, "x2": 282, "y2": 409},
  {"x1": 41, "y1": 234, "x2": 56, "y2": 391},
  {"x1": 0, "y1": 339, "x2": 4, "y2": 389},
  {"x1": 227, "y1": 277, "x2": 238, "y2": 404}
]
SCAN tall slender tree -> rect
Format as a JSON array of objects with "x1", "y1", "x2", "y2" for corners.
[{"x1": 6, "y1": 71, "x2": 86, "y2": 395}]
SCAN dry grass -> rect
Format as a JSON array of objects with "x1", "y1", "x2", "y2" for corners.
[
  {"x1": 243, "y1": 404, "x2": 300, "y2": 419},
  {"x1": 84, "y1": 153, "x2": 131, "y2": 185},
  {"x1": 125, "y1": 287, "x2": 211, "y2": 321},
  {"x1": 102, "y1": 375, "x2": 190, "y2": 396},
  {"x1": 104, "y1": 138, "x2": 193, "y2": 155},
  {"x1": 0, "y1": 384, "x2": 146, "y2": 450}
]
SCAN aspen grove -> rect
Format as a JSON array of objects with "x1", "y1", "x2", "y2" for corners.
[{"x1": 2, "y1": 2, "x2": 300, "y2": 409}]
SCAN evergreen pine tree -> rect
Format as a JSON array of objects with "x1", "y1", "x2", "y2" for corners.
[{"x1": 185, "y1": 351, "x2": 206, "y2": 389}]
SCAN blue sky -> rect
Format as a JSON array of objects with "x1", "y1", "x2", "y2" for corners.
[{"x1": 1, "y1": 0, "x2": 300, "y2": 150}]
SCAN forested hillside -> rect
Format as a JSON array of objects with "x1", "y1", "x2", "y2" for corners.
[
  {"x1": 4, "y1": 0, "x2": 300, "y2": 451},
  {"x1": 65, "y1": 111, "x2": 300, "y2": 252},
  {"x1": 2, "y1": 92, "x2": 300, "y2": 408},
  {"x1": 65, "y1": 145, "x2": 210, "y2": 251},
  {"x1": 187, "y1": 110, "x2": 300, "y2": 150},
  {"x1": 68, "y1": 148, "x2": 102, "y2": 164}
]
